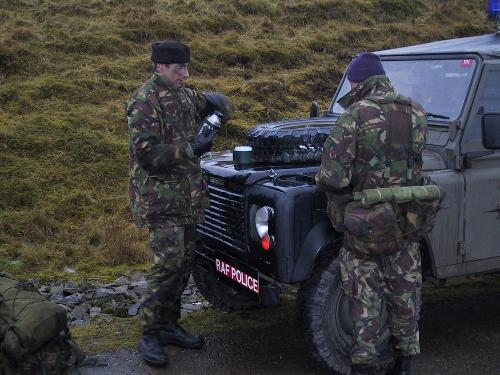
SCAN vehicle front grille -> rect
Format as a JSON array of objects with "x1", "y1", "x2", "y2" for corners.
[{"x1": 197, "y1": 180, "x2": 247, "y2": 253}]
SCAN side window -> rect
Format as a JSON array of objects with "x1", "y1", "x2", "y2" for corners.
[
  {"x1": 464, "y1": 67, "x2": 500, "y2": 145},
  {"x1": 480, "y1": 68, "x2": 500, "y2": 113}
]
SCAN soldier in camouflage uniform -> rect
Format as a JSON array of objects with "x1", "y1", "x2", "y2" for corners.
[
  {"x1": 126, "y1": 41, "x2": 234, "y2": 366},
  {"x1": 315, "y1": 53, "x2": 427, "y2": 375}
]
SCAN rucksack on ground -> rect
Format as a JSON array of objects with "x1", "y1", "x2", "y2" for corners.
[{"x1": 0, "y1": 272, "x2": 84, "y2": 375}]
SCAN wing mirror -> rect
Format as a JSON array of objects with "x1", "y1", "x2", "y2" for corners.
[
  {"x1": 309, "y1": 101, "x2": 319, "y2": 118},
  {"x1": 482, "y1": 114, "x2": 500, "y2": 149}
]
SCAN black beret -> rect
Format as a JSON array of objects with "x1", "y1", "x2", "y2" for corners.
[{"x1": 151, "y1": 41, "x2": 190, "y2": 64}]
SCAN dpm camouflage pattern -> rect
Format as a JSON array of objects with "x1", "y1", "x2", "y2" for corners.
[
  {"x1": 339, "y1": 243, "x2": 422, "y2": 367},
  {"x1": 127, "y1": 73, "x2": 211, "y2": 332},
  {"x1": 127, "y1": 72, "x2": 211, "y2": 227},
  {"x1": 315, "y1": 75, "x2": 427, "y2": 366},
  {"x1": 315, "y1": 75, "x2": 427, "y2": 230},
  {"x1": 140, "y1": 221, "x2": 199, "y2": 333}
]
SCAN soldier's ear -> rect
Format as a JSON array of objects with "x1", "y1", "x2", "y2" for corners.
[{"x1": 155, "y1": 63, "x2": 166, "y2": 73}]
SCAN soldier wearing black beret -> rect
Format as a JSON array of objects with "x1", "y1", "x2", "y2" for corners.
[{"x1": 126, "y1": 41, "x2": 234, "y2": 367}]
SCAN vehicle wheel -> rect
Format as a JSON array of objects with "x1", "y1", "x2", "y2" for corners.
[
  {"x1": 192, "y1": 266, "x2": 258, "y2": 310},
  {"x1": 246, "y1": 120, "x2": 334, "y2": 164},
  {"x1": 297, "y1": 249, "x2": 392, "y2": 374}
]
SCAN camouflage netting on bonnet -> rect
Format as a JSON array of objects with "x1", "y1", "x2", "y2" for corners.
[{"x1": 0, "y1": 272, "x2": 84, "y2": 375}]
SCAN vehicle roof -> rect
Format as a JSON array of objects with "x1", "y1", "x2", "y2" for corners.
[{"x1": 377, "y1": 33, "x2": 500, "y2": 58}]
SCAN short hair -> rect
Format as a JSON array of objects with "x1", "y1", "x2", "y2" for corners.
[{"x1": 152, "y1": 62, "x2": 171, "y2": 73}]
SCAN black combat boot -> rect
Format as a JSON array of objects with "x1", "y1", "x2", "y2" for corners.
[
  {"x1": 351, "y1": 365, "x2": 375, "y2": 375},
  {"x1": 159, "y1": 321, "x2": 205, "y2": 349},
  {"x1": 138, "y1": 333, "x2": 169, "y2": 366},
  {"x1": 386, "y1": 356, "x2": 412, "y2": 375}
]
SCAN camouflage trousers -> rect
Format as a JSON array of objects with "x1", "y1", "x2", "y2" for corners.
[
  {"x1": 339, "y1": 242, "x2": 422, "y2": 367},
  {"x1": 139, "y1": 221, "x2": 200, "y2": 333}
]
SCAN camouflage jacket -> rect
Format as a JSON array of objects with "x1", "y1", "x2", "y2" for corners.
[
  {"x1": 315, "y1": 75, "x2": 427, "y2": 229},
  {"x1": 127, "y1": 73, "x2": 211, "y2": 227}
]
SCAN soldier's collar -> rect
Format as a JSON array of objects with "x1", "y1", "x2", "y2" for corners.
[
  {"x1": 337, "y1": 75, "x2": 390, "y2": 109},
  {"x1": 152, "y1": 73, "x2": 185, "y2": 91}
]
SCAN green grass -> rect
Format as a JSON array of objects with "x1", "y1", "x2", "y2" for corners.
[{"x1": 0, "y1": 0, "x2": 493, "y2": 280}]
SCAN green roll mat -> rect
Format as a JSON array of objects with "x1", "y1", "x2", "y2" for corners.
[{"x1": 353, "y1": 185, "x2": 440, "y2": 205}]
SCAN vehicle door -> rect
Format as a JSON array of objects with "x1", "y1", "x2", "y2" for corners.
[{"x1": 461, "y1": 60, "x2": 500, "y2": 263}]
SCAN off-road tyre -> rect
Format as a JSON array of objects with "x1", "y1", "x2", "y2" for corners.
[
  {"x1": 246, "y1": 121, "x2": 333, "y2": 164},
  {"x1": 297, "y1": 248, "x2": 392, "y2": 374},
  {"x1": 192, "y1": 266, "x2": 258, "y2": 311}
]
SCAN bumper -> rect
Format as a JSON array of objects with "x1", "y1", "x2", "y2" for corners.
[{"x1": 195, "y1": 244, "x2": 282, "y2": 306}]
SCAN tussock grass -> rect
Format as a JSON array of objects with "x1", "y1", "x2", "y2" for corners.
[
  {"x1": 0, "y1": 0, "x2": 492, "y2": 280},
  {"x1": 90, "y1": 215, "x2": 151, "y2": 266}
]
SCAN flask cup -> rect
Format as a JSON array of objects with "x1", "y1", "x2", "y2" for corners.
[{"x1": 233, "y1": 146, "x2": 253, "y2": 168}]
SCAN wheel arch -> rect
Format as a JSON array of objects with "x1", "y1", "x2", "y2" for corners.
[
  {"x1": 289, "y1": 223, "x2": 437, "y2": 282},
  {"x1": 420, "y1": 234, "x2": 438, "y2": 279},
  {"x1": 288, "y1": 219, "x2": 342, "y2": 283}
]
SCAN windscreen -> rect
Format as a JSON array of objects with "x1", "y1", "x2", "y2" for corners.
[{"x1": 331, "y1": 58, "x2": 477, "y2": 121}]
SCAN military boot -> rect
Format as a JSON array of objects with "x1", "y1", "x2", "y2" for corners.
[
  {"x1": 138, "y1": 333, "x2": 169, "y2": 366},
  {"x1": 159, "y1": 321, "x2": 204, "y2": 349},
  {"x1": 386, "y1": 356, "x2": 412, "y2": 375},
  {"x1": 351, "y1": 365, "x2": 375, "y2": 375}
]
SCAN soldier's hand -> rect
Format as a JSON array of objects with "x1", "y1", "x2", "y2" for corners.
[
  {"x1": 204, "y1": 92, "x2": 235, "y2": 121},
  {"x1": 190, "y1": 131, "x2": 214, "y2": 157}
]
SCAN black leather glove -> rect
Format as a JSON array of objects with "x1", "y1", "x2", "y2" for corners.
[
  {"x1": 190, "y1": 112, "x2": 224, "y2": 157},
  {"x1": 204, "y1": 92, "x2": 235, "y2": 121}
]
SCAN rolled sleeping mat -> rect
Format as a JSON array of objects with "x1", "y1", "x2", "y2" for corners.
[{"x1": 353, "y1": 185, "x2": 440, "y2": 205}]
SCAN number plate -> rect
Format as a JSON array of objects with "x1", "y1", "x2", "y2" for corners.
[{"x1": 215, "y1": 257, "x2": 260, "y2": 294}]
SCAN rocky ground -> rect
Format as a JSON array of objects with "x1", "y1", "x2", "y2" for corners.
[
  {"x1": 69, "y1": 274, "x2": 500, "y2": 375},
  {"x1": 33, "y1": 271, "x2": 209, "y2": 326}
]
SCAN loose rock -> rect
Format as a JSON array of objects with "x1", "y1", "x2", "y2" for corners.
[
  {"x1": 127, "y1": 303, "x2": 141, "y2": 317},
  {"x1": 50, "y1": 286, "x2": 65, "y2": 301},
  {"x1": 57, "y1": 293, "x2": 85, "y2": 306},
  {"x1": 37, "y1": 271, "x2": 209, "y2": 327},
  {"x1": 39, "y1": 285, "x2": 51, "y2": 294},
  {"x1": 70, "y1": 303, "x2": 91, "y2": 323},
  {"x1": 130, "y1": 271, "x2": 146, "y2": 283},
  {"x1": 90, "y1": 306, "x2": 102, "y2": 318},
  {"x1": 64, "y1": 267, "x2": 77, "y2": 275},
  {"x1": 113, "y1": 276, "x2": 129, "y2": 286}
]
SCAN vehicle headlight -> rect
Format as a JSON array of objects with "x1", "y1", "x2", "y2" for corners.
[{"x1": 255, "y1": 206, "x2": 274, "y2": 239}]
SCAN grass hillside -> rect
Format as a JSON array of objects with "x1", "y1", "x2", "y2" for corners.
[{"x1": 0, "y1": 0, "x2": 492, "y2": 281}]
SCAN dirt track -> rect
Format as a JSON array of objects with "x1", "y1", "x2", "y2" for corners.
[{"x1": 80, "y1": 277, "x2": 500, "y2": 375}]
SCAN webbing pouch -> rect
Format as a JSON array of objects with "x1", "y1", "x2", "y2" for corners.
[
  {"x1": 403, "y1": 178, "x2": 441, "y2": 241},
  {"x1": 343, "y1": 201, "x2": 404, "y2": 258}
]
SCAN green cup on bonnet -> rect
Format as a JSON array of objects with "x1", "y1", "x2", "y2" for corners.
[{"x1": 233, "y1": 146, "x2": 253, "y2": 168}]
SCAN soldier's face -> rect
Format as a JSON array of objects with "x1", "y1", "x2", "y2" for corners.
[
  {"x1": 350, "y1": 81, "x2": 358, "y2": 90},
  {"x1": 158, "y1": 63, "x2": 189, "y2": 87}
]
